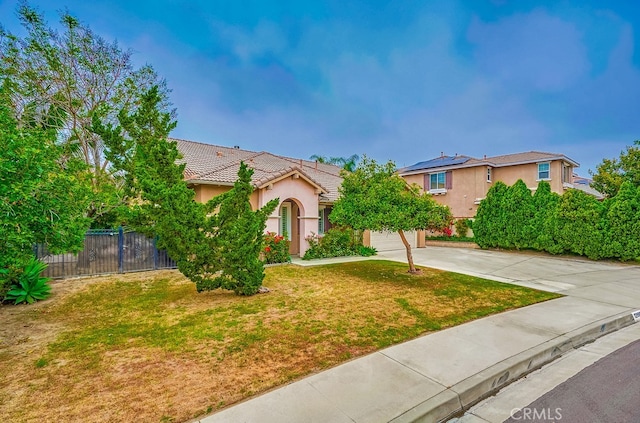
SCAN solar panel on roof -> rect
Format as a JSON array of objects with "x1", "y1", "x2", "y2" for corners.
[{"x1": 403, "y1": 156, "x2": 470, "y2": 172}]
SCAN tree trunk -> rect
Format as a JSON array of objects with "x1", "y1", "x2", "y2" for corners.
[{"x1": 398, "y1": 229, "x2": 417, "y2": 273}]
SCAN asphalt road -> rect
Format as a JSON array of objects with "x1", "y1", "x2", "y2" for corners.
[{"x1": 503, "y1": 339, "x2": 640, "y2": 423}]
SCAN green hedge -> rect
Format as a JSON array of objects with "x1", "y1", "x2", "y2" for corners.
[
  {"x1": 474, "y1": 180, "x2": 640, "y2": 261},
  {"x1": 302, "y1": 227, "x2": 376, "y2": 260}
]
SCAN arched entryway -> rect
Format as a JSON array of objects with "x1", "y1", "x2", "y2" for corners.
[{"x1": 278, "y1": 198, "x2": 303, "y2": 256}]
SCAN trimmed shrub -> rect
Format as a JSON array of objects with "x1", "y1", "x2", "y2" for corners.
[
  {"x1": 263, "y1": 232, "x2": 291, "y2": 264},
  {"x1": 303, "y1": 227, "x2": 374, "y2": 260},
  {"x1": 502, "y1": 180, "x2": 534, "y2": 249},
  {"x1": 601, "y1": 182, "x2": 640, "y2": 260},
  {"x1": 553, "y1": 189, "x2": 604, "y2": 259},
  {"x1": 454, "y1": 218, "x2": 472, "y2": 238},
  {"x1": 530, "y1": 181, "x2": 560, "y2": 253},
  {"x1": 474, "y1": 181, "x2": 509, "y2": 248},
  {"x1": 473, "y1": 179, "x2": 640, "y2": 262}
]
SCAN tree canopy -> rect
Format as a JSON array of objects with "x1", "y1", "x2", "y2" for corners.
[
  {"x1": 0, "y1": 87, "x2": 92, "y2": 294},
  {"x1": 591, "y1": 140, "x2": 640, "y2": 198},
  {"x1": 330, "y1": 156, "x2": 451, "y2": 273},
  {"x1": 310, "y1": 154, "x2": 360, "y2": 172},
  {"x1": 0, "y1": 2, "x2": 173, "y2": 226}
]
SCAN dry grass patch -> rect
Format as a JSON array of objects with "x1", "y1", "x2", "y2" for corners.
[{"x1": 0, "y1": 261, "x2": 560, "y2": 422}]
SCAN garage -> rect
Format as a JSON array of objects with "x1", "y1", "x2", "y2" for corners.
[{"x1": 369, "y1": 231, "x2": 416, "y2": 252}]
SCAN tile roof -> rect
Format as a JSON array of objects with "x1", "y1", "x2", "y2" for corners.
[
  {"x1": 572, "y1": 174, "x2": 605, "y2": 200},
  {"x1": 399, "y1": 151, "x2": 579, "y2": 175},
  {"x1": 173, "y1": 138, "x2": 343, "y2": 202}
]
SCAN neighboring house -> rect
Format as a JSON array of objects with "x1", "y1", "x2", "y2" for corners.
[
  {"x1": 399, "y1": 151, "x2": 580, "y2": 220},
  {"x1": 175, "y1": 139, "x2": 342, "y2": 256},
  {"x1": 572, "y1": 174, "x2": 605, "y2": 200}
]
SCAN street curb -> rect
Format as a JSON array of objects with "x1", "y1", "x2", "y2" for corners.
[{"x1": 389, "y1": 311, "x2": 637, "y2": 423}]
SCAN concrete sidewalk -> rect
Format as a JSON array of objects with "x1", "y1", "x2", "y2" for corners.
[{"x1": 199, "y1": 247, "x2": 640, "y2": 423}]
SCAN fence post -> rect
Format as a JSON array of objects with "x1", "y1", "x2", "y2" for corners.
[
  {"x1": 118, "y1": 226, "x2": 124, "y2": 273},
  {"x1": 153, "y1": 236, "x2": 159, "y2": 270}
]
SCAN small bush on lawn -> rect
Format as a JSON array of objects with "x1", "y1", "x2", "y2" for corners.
[
  {"x1": 303, "y1": 227, "x2": 375, "y2": 260},
  {"x1": 263, "y1": 232, "x2": 291, "y2": 264},
  {"x1": 3, "y1": 258, "x2": 52, "y2": 304},
  {"x1": 358, "y1": 245, "x2": 377, "y2": 256}
]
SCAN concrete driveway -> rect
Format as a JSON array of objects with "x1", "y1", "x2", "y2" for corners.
[{"x1": 379, "y1": 246, "x2": 640, "y2": 305}]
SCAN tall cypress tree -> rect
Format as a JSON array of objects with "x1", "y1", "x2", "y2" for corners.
[
  {"x1": 201, "y1": 163, "x2": 278, "y2": 295},
  {"x1": 99, "y1": 86, "x2": 277, "y2": 295}
]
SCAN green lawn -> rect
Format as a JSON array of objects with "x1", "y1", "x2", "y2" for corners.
[{"x1": 0, "y1": 260, "x2": 560, "y2": 423}]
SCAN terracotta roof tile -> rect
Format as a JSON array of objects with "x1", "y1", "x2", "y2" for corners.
[{"x1": 173, "y1": 138, "x2": 342, "y2": 202}]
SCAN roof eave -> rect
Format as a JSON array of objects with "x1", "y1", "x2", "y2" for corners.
[
  {"x1": 256, "y1": 169, "x2": 329, "y2": 194},
  {"x1": 185, "y1": 179, "x2": 236, "y2": 187},
  {"x1": 399, "y1": 155, "x2": 580, "y2": 176}
]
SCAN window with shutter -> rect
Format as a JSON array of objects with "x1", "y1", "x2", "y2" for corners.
[
  {"x1": 428, "y1": 172, "x2": 448, "y2": 194},
  {"x1": 318, "y1": 208, "x2": 325, "y2": 234}
]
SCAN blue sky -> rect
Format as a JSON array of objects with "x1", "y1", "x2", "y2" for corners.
[{"x1": 2, "y1": 1, "x2": 639, "y2": 174}]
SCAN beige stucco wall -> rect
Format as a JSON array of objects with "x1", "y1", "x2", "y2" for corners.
[
  {"x1": 492, "y1": 161, "x2": 568, "y2": 194},
  {"x1": 436, "y1": 166, "x2": 489, "y2": 219},
  {"x1": 191, "y1": 176, "x2": 321, "y2": 256},
  {"x1": 405, "y1": 167, "x2": 489, "y2": 219},
  {"x1": 192, "y1": 185, "x2": 229, "y2": 203},
  {"x1": 192, "y1": 184, "x2": 260, "y2": 209}
]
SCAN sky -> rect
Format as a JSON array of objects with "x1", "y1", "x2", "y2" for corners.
[{"x1": 1, "y1": 1, "x2": 639, "y2": 174}]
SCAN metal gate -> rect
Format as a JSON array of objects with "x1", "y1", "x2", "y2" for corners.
[{"x1": 34, "y1": 227, "x2": 176, "y2": 279}]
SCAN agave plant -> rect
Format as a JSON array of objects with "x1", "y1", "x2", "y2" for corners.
[{"x1": 5, "y1": 259, "x2": 52, "y2": 304}]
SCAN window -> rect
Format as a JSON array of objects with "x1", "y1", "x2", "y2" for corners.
[
  {"x1": 487, "y1": 167, "x2": 492, "y2": 182},
  {"x1": 318, "y1": 208, "x2": 325, "y2": 234},
  {"x1": 280, "y1": 203, "x2": 291, "y2": 240},
  {"x1": 562, "y1": 163, "x2": 572, "y2": 184},
  {"x1": 427, "y1": 171, "x2": 452, "y2": 193},
  {"x1": 538, "y1": 162, "x2": 550, "y2": 180},
  {"x1": 430, "y1": 172, "x2": 446, "y2": 190}
]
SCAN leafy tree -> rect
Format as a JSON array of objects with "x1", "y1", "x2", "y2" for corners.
[
  {"x1": 0, "y1": 2, "x2": 172, "y2": 226},
  {"x1": 0, "y1": 87, "x2": 92, "y2": 296},
  {"x1": 105, "y1": 87, "x2": 277, "y2": 295},
  {"x1": 330, "y1": 156, "x2": 451, "y2": 273},
  {"x1": 310, "y1": 154, "x2": 360, "y2": 172},
  {"x1": 591, "y1": 140, "x2": 640, "y2": 198}
]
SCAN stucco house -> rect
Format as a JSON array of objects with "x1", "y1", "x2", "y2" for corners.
[
  {"x1": 399, "y1": 151, "x2": 580, "y2": 220},
  {"x1": 175, "y1": 139, "x2": 342, "y2": 256}
]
